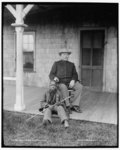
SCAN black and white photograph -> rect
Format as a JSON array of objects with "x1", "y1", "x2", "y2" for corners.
[{"x1": 2, "y1": 1, "x2": 119, "y2": 148}]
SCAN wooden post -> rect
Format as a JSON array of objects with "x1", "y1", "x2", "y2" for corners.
[
  {"x1": 14, "y1": 26, "x2": 25, "y2": 111},
  {"x1": 12, "y1": 5, "x2": 26, "y2": 111},
  {"x1": 6, "y1": 4, "x2": 34, "y2": 111}
]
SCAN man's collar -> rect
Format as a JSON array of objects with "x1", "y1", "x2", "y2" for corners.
[{"x1": 61, "y1": 59, "x2": 68, "y2": 61}]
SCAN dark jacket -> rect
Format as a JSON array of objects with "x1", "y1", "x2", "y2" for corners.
[
  {"x1": 40, "y1": 89, "x2": 62, "y2": 108},
  {"x1": 49, "y1": 60, "x2": 78, "y2": 85}
]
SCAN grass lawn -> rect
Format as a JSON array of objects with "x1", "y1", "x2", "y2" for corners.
[{"x1": 3, "y1": 110, "x2": 118, "y2": 147}]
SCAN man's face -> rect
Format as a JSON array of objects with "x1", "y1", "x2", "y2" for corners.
[
  {"x1": 60, "y1": 53, "x2": 69, "y2": 61},
  {"x1": 50, "y1": 85, "x2": 56, "y2": 91}
]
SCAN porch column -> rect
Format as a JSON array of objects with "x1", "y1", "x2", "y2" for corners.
[
  {"x1": 12, "y1": 5, "x2": 27, "y2": 111},
  {"x1": 6, "y1": 4, "x2": 34, "y2": 111},
  {"x1": 14, "y1": 27, "x2": 25, "y2": 111}
]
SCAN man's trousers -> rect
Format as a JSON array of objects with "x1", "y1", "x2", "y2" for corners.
[
  {"x1": 58, "y1": 81, "x2": 83, "y2": 107},
  {"x1": 43, "y1": 105, "x2": 68, "y2": 123}
]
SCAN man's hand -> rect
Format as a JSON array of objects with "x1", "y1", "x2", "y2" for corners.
[
  {"x1": 56, "y1": 101, "x2": 61, "y2": 106},
  {"x1": 54, "y1": 77, "x2": 59, "y2": 82},
  {"x1": 48, "y1": 105, "x2": 54, "y2": 109},
  {"x1": 69, "y1": 80, "x2": 75, "y2": 88}
]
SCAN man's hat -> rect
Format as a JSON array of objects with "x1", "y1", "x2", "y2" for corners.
[
  {"x1": 49, "y1": 80, "x2": 57, "y2": 86},
  {"x1": 59, "y1": 48, "x2": 71, "y2": 55}
]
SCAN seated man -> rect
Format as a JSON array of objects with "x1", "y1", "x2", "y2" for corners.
[
  {"x1": 39, "y1": 80, "x2": 69, "y2": 128},
  {"x1": 49, "y1": 48, "x2": 83, "y2": 113}
]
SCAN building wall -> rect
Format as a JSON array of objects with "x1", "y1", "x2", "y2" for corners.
[
  {"x1": 24, "y1": 24, "x2": 80, "y2": 87},
  {"x1": 103, "y1": 27, "x2": 118, "y2": 93},
  {"x1": 3, "y1": 21, "x2": 118, "y2": 93},
  {"x1": 3, "y1": 24, "x2": 16, "y2": 77}
]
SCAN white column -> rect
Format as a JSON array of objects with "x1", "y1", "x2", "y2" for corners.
[
  {"x1": 14, "y1": 26, "x2": 25, "y2": 111},
  {"x1": 6, "y1": 4, "x2": 34, "y2": 111},
  {"x1": 13, "y1": 5, "x2": 26, "y2": 111}
]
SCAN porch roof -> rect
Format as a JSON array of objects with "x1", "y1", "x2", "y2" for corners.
[{"x1": 3, "y1": 3, "x2": 118, "y2": 26}]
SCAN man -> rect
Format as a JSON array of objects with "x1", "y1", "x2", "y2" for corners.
[
  {"x1": 40, "y1": 80, "x2": 69, "y2": 128},
  {"x1": 49, "y1": 48, "x2": 83, "y2": 113}
]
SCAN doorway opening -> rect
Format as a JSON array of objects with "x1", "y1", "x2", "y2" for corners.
[{"x1": 80, "y1": 30, "x2": 105, "y2": 91}]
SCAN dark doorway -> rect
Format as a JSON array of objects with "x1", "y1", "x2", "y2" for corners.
[{"x1": 81, "y1": 30, "x2": 104, "y2": 91}]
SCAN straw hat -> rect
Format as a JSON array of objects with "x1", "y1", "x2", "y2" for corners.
[{"x1": 59, "y1": 48, "x2": 71, "y2": 55}]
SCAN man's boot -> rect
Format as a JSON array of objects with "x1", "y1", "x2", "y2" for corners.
[
  {"x1": 66, "y1": 106, "x2": 72, "y2": 114},
  {"x1": 42, "y1": 119, "x2": 49, "y2": 127},
  {"x1": 72, "y1": 106, "x2": 82, "y2": 113},
  {"x1": 64, "y1": 120, "x2": 69, "y2": 128}
]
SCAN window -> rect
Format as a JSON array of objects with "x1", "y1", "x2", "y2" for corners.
[{"x1": 23, "y1": 32, "x2": 35, "y2": 72}]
